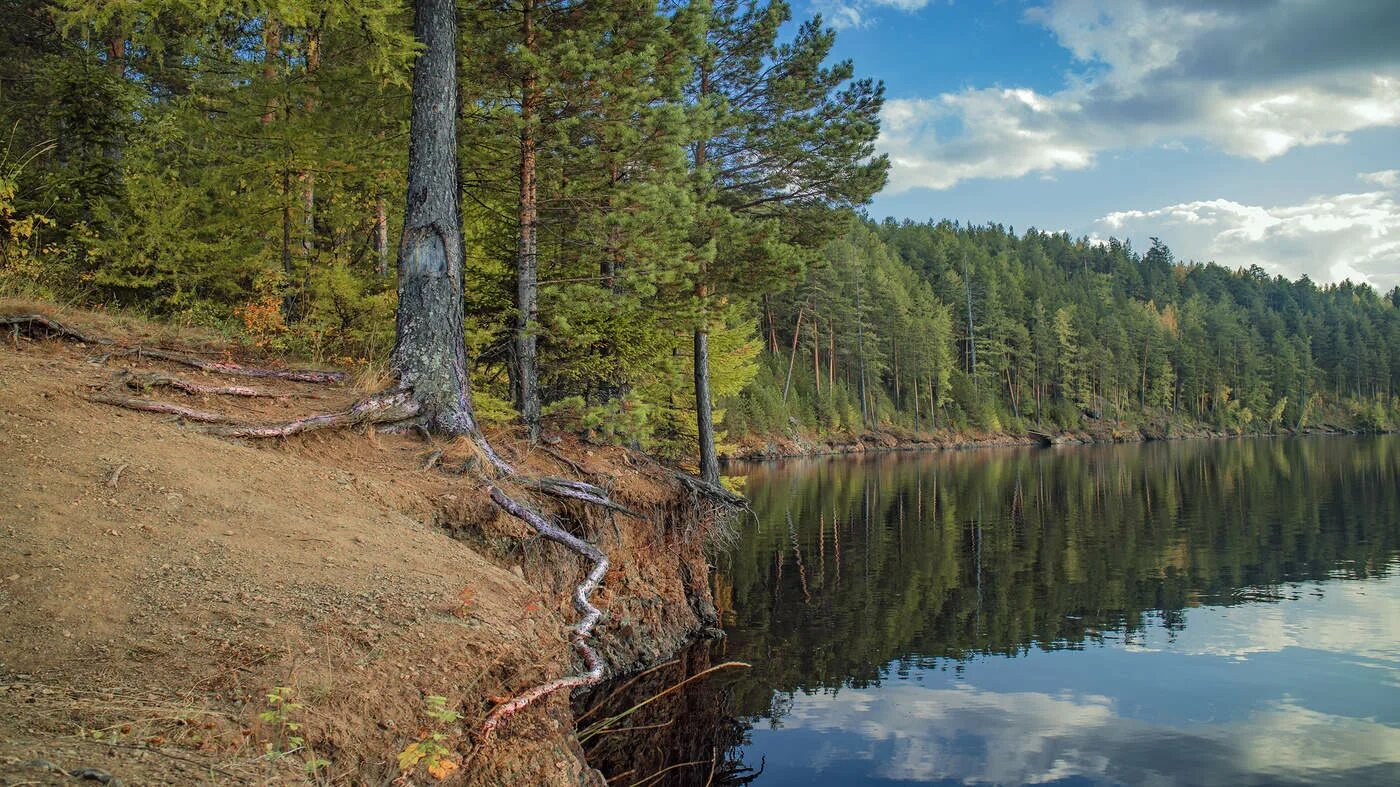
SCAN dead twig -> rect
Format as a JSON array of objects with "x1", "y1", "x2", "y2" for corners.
[
  {"x1": 90, "y1": 740, "x2": 240, "y2": 779},
  {"x1": 106, "y1": 463, "x2": 128, "y2": 489}
]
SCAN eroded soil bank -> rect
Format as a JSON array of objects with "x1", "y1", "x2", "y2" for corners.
[{"x1": 0, "y1": 304, "x2": 726, "y2": 785}]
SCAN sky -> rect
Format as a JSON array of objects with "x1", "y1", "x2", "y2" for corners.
[{"x1": 797, "y1": 0, "x2": 1400, "y2": 290}]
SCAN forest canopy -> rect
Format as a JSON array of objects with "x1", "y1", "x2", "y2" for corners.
[{"x1": 2, "y1": 0, "x2": 1397, "y2": 465}]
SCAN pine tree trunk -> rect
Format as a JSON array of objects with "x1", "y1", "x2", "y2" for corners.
[
  {"x1": 514, "y1": 0, "x2": 541, "y2": 441},
  {"x1": 300, "y1": 30, "x2": 320, "y2": 276},
  {"x1": 828, "y1": 318, "x2": 835, "y2": 391},
  {"x1": 693, "y1": 60, "x2": 719, "y2": 485},
  {"x1": 392, "y1": 0, "x2": 477, "y2": 434},
  {"x1": 374, "y1": 194, "x2": 390, "y2": 277},
  {"x1": 782, "y1": 309, "x2": 803, "y2": 402},
  {"x1": 964, "y1": 256, "x2": 977, "y2": 393},
  {"x1": 695, "y1": 315, "x2": 720, "y2": 484},
  {"x1": 261, "y1": 21, "x2": 280, "y2": 125}
]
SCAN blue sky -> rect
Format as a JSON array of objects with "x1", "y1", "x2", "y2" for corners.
[{"x1": 799, "y1": 0, "x2": 1400, "y2": 289}]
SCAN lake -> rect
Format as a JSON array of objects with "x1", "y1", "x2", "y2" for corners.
[{"x1": 580, "y1": 436, "x2": 1400, "y2": 786}]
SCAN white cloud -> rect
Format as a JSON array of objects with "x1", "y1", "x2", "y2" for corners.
[
  {"x1": 882, "y1": 1, "x2": 1400, "y2": 191},
  {"x1": 771, "y1": 682, "x2": 1400, "y2": 785},
  {"x1": 1094, "y1": 186, "x2": 1400, "y2": 289},
  {"x1": 813, "y1": 0, "x2": 933, "y2": 30},
  {"x1": 1361, "y1": 169, "x2": 1400, "y2": 188}
]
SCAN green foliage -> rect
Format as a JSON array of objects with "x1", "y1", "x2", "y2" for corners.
[
  {"x1": 5, "y1": 0, "x2": 1395, "y2": 454},
  {"x1": 733, "y1": 220, "x2": 1400, "y2": 440},
  {"x1": 258, "y1": 686, "x2": 304, "y2": 757}
]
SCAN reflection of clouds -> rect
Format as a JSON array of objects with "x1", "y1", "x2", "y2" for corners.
[
  {"x1": 750, "y1": 577, "x2": 1400, "y2": 785},
  {"x1": 1128, "y1": 579, "x2": 1400, "y2": 665},
  {"x1": 772, "y1": 683, "x2": 1400, "y2": 785}
]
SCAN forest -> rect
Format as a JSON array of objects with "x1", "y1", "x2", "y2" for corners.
[{"x1": 3, "y1": 0, "x2": 1397, "y2": 480}]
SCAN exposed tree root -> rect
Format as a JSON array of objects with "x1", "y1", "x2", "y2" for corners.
[
  {"x1": 2, "y1": 313, "x2": 110, "y2": 346},
  {"x1": 85, "y1": 389, "x2": 230, "y2": 422},
  {"x1": 118, "y1": 371, "x2": 281, "y2": 398},
  {"x1": 94, "y1": 347, "x2": 346, "y2": 383},
  {"x1": 669, "y1": 467, "x2": 748, "y2": 510},
  {"x1": 538, "y1": 443, "x2": 588, "y2": 476},
  {"x1": 198, "y1": 391, "x2": 420, "y2": 438},
  {"x1": 4, "y1": 312, "x2": 749, "y2": 754},
  {"x1": 480, "y1": 486, "x2": 609, "y2": 739},
  {"x1": 517, "y1": 476, "x2": 643, "y2": 520}
]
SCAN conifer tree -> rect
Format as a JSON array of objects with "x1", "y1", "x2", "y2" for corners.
[{"x1": 687, "y1": 1, "x2": 887, "y2": 482}]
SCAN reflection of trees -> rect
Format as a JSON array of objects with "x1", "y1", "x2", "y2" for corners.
[
  {"x1": 577, "y1": 640, "x2": 759, "y2": 786},
  {"x1": 580, "y1": 437, "x2": 1400, "y2": 784},
  {"x1": 723, "y1": 437, "x2": 1400, "y2": 706}
]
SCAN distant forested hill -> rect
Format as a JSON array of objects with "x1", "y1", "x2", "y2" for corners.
[{"x1": 725, "y1": 220, "x2": 1400, "y2": 439}]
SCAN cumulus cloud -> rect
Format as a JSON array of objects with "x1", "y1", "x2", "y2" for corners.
[
  {"x1": 881, "y1": 1, "x2": 1400, "y2": 191},
  {"x1": 773, "y1": 682, "x2": 1400, "y2": 785},
  {"x1": 1361, "y1": 169, "x2": 1400, "y2": 188},
  {"x1": 1093, "y1": 181, "x2": 1400, "y2": 289}
]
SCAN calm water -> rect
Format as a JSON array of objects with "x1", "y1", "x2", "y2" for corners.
[{"x1": 581, "y1": 436, "x2": 1400, "y2": 786}]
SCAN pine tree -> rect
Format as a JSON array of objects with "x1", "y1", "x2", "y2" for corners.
[{"x1": 688, "y1": 1, "x2": 887, "y2": 482}]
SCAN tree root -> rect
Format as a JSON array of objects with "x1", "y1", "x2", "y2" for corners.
[
  {"x1": 480, "y1": 486, "x2": 609, "y2": 739},
  {"x1": 118, "y1": 371, "x2": 281, "y2": 398},
  {"x1": 94, "y1": 347, "x2": 345, "y2": 384},
  {"x1": 198, "y1": 391, "x2": 420, "y2": 438},
  {"x1": 667, "y1": 465, "x2": 748, "y2": 509},
  {"x1": 85, "y1": 389, "x2": 230, "y2": 422},
  {"x1": 517, "y1": 476, "x2": 643, "y2": 520},
  {"x1": 1, "y1": 313, "x2": 111, "y2": 346}
]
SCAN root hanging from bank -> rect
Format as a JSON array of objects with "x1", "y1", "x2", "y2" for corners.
[{"x1": 480, "y1": 486, "x2": 609, "y2": 739}]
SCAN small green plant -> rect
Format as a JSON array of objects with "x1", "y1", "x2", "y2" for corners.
[
  {"x1": 397, "y1": 695, "x2": 461, "y2": 781},
  {"x1": 259, "y1": 686, "x2": 304, "y2": 757}
]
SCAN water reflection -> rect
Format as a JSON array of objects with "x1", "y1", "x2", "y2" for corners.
[{"x1": 580, "y1": 437, "x2": 1400, "y2": 785}]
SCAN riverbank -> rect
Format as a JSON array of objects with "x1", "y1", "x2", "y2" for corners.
[
  {"x1": 724, "y1": 418, "x2": 1377, "y2": 461},
  {"x1": 0, "y1": 303, "x2": 725, "y2": 785}
]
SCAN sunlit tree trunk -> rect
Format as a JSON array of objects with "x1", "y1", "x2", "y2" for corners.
[
  {"x1": 392, "y1": 0, "x2": 478, "y2": 433},
  {"x1": 513, "y1": 0, "x2": 541, "y2": 441}
]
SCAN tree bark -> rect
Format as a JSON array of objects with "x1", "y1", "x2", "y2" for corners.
[
  {"x1": 782, "y1": 308, "x2": 803, "y2": 402},
  {"x1": 391, "y1": 0, "x2": 478, "y2": 434},
  {"x1": 695, "y1": 292, "x2": 720, "y2": 484},
  {"x1": 261, "y1": 21, "x2": 280, "y2": 125},
  {"x1": 300, "y1": 29, "x2": 321, "y2": 273},
  {"x1": 374, "y1": 194, "x2": 390, "y2": 277},
  {"x1": 514, "y1": 0, "x2": 542, "y2": 442},
  {"x1": 693, "y1": 62, "x2": 720, "y2": 485}
]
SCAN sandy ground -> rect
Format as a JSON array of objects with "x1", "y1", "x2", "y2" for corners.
[{"x1": 0, "y1": 305, "x2": 719, "y2": 785}]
